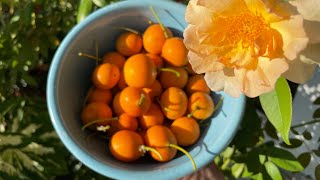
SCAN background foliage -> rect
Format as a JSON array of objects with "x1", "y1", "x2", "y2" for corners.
[{"x1": 0, "y1": 0, "x2": 318, "y2": 179}]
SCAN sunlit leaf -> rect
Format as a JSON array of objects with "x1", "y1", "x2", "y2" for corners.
[
  {"x1": 92, "y1": 0, "x2": 107, "y2": 7},
  {"x1": 259, "y1": 77, "x2": 292, "y2": 144},
  {"x1": 264, "y1": 161, "x2": 282, "y2": 180},
  {"x1": 77, "y1": 0, "x2": 93, "y2": 23},
  {"x1": 231, "y1": 163, "x2": 245, "y2": 178},
  {"x1": 264, "y1": 146, "x2": 304, "y2": 172}
]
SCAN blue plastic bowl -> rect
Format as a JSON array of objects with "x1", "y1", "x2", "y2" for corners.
[{"x1": 47, "y1": 0, "x2": 246, "y2": 179}]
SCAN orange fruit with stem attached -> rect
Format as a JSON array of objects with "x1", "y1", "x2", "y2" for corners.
[
  {"x1": 86, "y1": 87, "x2": 112, "y2": 105},
  {"x1": 92, "y1": 63, "x2": 120, "y2": 90},
  {"x1": 123, "y1": 54, "x2": 157, "y2": 88},
  {"x1": 102, "y1": 51, "x2": 126, "y2": 69},
  {"x1": 109, "y1": 130, "x2": 163, "y2": 162},
  {"x1": 143, "y1": 24, "x2": 173, "y2": 54},
  {"x1": 160, "y1": 87, "x2": 188, "y2": 120},
  {"x1": 161, "y1": 37, "x2": 188, "y2": 67},
  {"x1": 185, "y1": 74, "x2": 210, "y2": 95},
  {"x1": 119, "y1": 86, "x2": 151, "y2": 117},
  {"x1": 170, "y1": 117, "x2": 200, "y2": 146},
  {"x1": 188, "y1": 92, "x2": 214, "y2": 120},
  {"x1": 139, "y1": 103, "x2": 164, "y2": 129},
  {"x1": 159, "y1": 66, "x2": 188, "y2": 89},
  {"x1": 81, "y1": 102, "x2": 113, "y2": 128},
  {"x1": 116, "y1": 32, "x2": 143, "y2": 56}
]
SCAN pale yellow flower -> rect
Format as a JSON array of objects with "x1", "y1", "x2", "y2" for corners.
[{"x1": 184, "y1": 0, "x2": 320, "y2": 97}]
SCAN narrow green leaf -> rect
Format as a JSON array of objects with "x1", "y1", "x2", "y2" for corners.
[
  {"x1": 92, "y1": 0, "x2": 107, "y2": 7},
  {"x1": 259, "y1": 154, "x2": 266, "y2": 164},
  {"x1": 259, "y1": 77, "x2": 292, "y2": 144},
  {"x1": 22, "y1": 73, "x2": 38, "y2": 87},
  {"x1": 315, "y1": 165, "x2": 320, "y2": 180},
  {"x1": 264, "y1": 161, "x2": 283, "y2": 180},
  {"x1": 264, "y1": 146, "x2": 304, "y2": 172},
  {"x1": 297, "y1": 152, "x2": 311, "y2": 168},
  {"x1": 231, "y1": 163, "x2": 245, "y2": 178},
  {"x1": 77, "y1": 0, "x2": 93, "y2": 23},
  {"x1": 313, "y1": 108, "x2": 320, "y2": 119}
]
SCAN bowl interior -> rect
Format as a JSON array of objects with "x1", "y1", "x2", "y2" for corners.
[{"x1": 47, "y1": 1, "x2": 246, "y2": 179}]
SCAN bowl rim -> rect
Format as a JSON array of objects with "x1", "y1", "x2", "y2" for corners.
[{"x1": 46, "y1": 0, "x2": 246, "y2": 179}]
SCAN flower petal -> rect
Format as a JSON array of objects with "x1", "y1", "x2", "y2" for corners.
[
  {"x1": 244, "y1": 57, "x2": 288, "y2": 97},
  {"x1": 290, "y1": 0, "x2": 320, "y2": 22},
  {"x1": 271, "y1": 15, "x2": 308, "y2": 60},
  {"x1": 185, "y1": 0, "x2": 214, "y2": 25},
  {"x1": 188, "y1": 51, "x2": 224, "y2": 74},
  {"x1": 197, "y1": 0, "x2": 247, "y2": 15},
  {"x1": 283, "y1": 43, "x2": 320, "y2": 83},
  {"x1": 304, "y1": 20, "x2": 320, "y2": 44}
]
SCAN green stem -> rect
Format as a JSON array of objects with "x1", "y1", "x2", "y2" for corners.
[
  {"x1": 140, "y1": 145, "x2": 163, "y2": 160},
  {"x1": 187, "y1": 106, "x2": 200, "y2": 118},
  {"x1": 113, "y1": 26, "x2": 140, "y2": 34},
  {"x1": 78, "y1": 52, "x2": 101, "y2": 61},
  {"x1": 138, "y1": 94, "x2": 146, "y2": 107},
  {"x1": 156, "y1": 97, "x2": 170, "y2": 112},
  {"x1": 159, "y1": 68, "x2": 180, "y2": 77},
  {"x1": 81, "y1": 117, "x2": 118, "y2": 130},
  {"x1": 169, "y1": 144, "x2": 197, "y2": 172},
  {"x1": 149, "y1": 6, "x2": 168, "y2": 39},
  {"x1": 291, "y1": 119, "x2": 320, "y2": 129},
  {"x1": 214, "y1": 96, "x2": 224, "y2": 112}
]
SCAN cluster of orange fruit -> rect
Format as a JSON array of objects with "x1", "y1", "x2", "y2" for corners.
[{"x1": 80, "y1": 22, "x2": 215, "y2": 170}]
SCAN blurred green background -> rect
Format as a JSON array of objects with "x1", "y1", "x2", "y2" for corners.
[{"x1": 0, "y1": 0, "x2": 319, "y2": 179}]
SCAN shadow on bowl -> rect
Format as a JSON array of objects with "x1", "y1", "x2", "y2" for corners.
[{"x1": 47, "y1": 1, "x2": 246, "y2": 179}]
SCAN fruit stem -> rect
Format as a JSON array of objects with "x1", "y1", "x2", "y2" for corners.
[
  {"x1": 169, "y1": 144, "x2": 197, "y2": 171},
  {"x1": 156, "y1": 97, "x2": 170, "y2": 112},
  {"x1": 96, "y1": 125, "x2": 110, "y2": 132},
  {"x1": 113, "y1": 26, "x2": 140, "y2": 34},
  {"x1": 149, "y1": 6, "x2": 168, "y2": 39},
  {"x1": 159, "y1": 68, "x2": 180, "y2": 77},
  {"x1": 81, "y1": 117, "x2": 118, "y2": 130},
  {"x1": 138, "y1": 94, "x2": 146, "y2": 107},
  {"x1": 187, "y1": 106, "x2": 200, "y2": 118},
  {"x1": 140, "y1": 145, "x2": 163, "y2": 161},
  {"x1": 214, "y1": 96, "x2": 224, "y2": 112},
  {"x1": 78, "y1": 52, "x2": 101, "y2": 61}
]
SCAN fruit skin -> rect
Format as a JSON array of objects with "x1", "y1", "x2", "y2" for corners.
[
  {"x1": 144, "y1": 125, "x2": 177, "y2": 162},
  {"x1": 139, "y1": 103, "x2": 164, "y2": 129},
  {"x1": 119, "y1": 86, "x2": 151, "y2": 117},
  {"x1": 188, "y1": 92, "x2": 215, "y2": 120},
  {"x1": 143, "y1": 24, "x2": 172, "y2": 54},
  {"x1": 146, "y1": 53, "x2": 164, "y2": 69},
  {"x1": 81, "y1": 102, "x2": 113, "y2": 127},
  {"x1": 112, "y1": 92, "x2": 125, "y2": 116},
  {"x1": 142, "y1": 80, "x2": 162, "y2": 100},
  {"x1": 92, "y1": 63, "x2": 120, "y2": 90},
  {"x1": 87, "y1": 88, "x2": 112, "y2": 105},
  {"x1": 159, "y1": 66, "x2": 188, "y2": 89},
  {"x1": 118, "y1": 113, "x2": 138, "y2": 131},
  {"x1": 116, "y1": 32, "x2": 143, "y2": 56},
  {"x1": 185, "y1": 74, "x2": 210, "y2": 95},
  {"x1": 160, "y1": 87, "x2": 188, "y2": 120},
  {"x1": 161, "y1": 37, "x2": 188, "y2": 67},
  {"x1": 170, "y1": 117, "x2": 200, "y2": 146},
  {"x1": 102, "y1": 51, "x2": 126, "y2": 69},
  {"x1": 109, "y1": 130, "x2": 144, "y2": 162},
  {"x1": 123, "y1": 54, "x2": 157, "y2": 88}
]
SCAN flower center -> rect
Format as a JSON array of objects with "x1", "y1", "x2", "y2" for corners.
[{"x1": 225, "y1": 11, "x2": 268, "y2": 47}]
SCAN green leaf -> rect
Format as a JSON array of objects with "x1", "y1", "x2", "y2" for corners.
[
  {"x1": 92, "y1": 0, "x2": 107, "y2": 7},
  {"x1": 231, "y1": 163, "x2": 245, "y2": 178},
  {"x1": 280, "y1": 138, "x2": 302, "y2": 148},
  {"x1": 251, "y1": 173, "x2": 263, "y2": 180},
  {"x1": 264, "y1": 146, "x2": 304, "y2": 172},
  {"x1": 259, "y1": 154, "x2": 266, "y2": 164},
  {"x1": 264, "y1": 161, "x2": 282, "y2": 180},
  {"x1": 259, "y1": 77, "x2": 292, "y2": 145},
  {"x1": 313, "y1": 97, "x2": 320, "y2": 104},
  {"x1": 302, "y1": 130, "x2": 312, "y2": 140},
  {"x1": 77, "y1": 0, "x2": 93, "y2": 23},
  {"x1": 316, "y1": 165, "x2": 320, "y2": 180},
  {"x1": 297, "y1": 152, "x2": 311, "y2": 168},
  {"x1": 313, "y1": 108, "x2": 320, "y2": 119},
  {"x1": 313, "y1": 149, "x2": 320, "y2": 157},
  {"x1": 22, "y1": 73, "x2": 38, "y2": 87}
]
